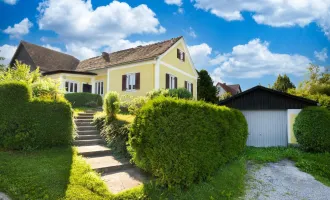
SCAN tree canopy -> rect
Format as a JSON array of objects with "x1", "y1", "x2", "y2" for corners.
[
  {"x1": 197, "y1": 69, "x2": 217, "y2": 103},
  {"x1": 272, "y1": 74, "x2": 295, "y2": 92}
]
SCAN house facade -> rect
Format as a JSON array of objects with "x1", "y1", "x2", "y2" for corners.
[
  {"x1": 216, "y1": 82, "x2": 242, "y2": 96},
  {"x1": 10, "y1": 36, "x2": 198, "y2": 99}
]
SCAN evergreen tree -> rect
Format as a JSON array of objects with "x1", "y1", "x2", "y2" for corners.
[
  {"x1": 272, "y1": 74, "x2": 295, "y2": 92},
  {"x1": 197, "y1": 69, "x2": 217, "y2": 103}
]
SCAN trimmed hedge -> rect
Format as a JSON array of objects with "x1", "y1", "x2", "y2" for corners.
[
  {"x1": 294, "y1": 107, "x2": 330, "y2": 152},
  {"x1": 0, "y1": 81, "x2": 74, "y2": 150},
  {"x1": 65, "y1": 93, "x2": 102, "y2": 108},
  {"x1": 128, "y1": 97, "x2": 248, "y2": 187}
]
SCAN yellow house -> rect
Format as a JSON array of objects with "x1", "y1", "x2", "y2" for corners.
[{"x1": 10, "y1": 36, "x2": 198, "y2": 99}]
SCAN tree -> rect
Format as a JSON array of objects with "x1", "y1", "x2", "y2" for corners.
[
  {"x1": 0, "y1": 53, "x2": 5, "y2": 70},
  {"x1": 219, "y1": 92, "x2": 232, "y2": 101},
  {"x1": 272, "y1": 74, "x2": 295, "y2": 92},
  {"x1": 197, "y1": 69, "x2": 217, "y2": 103}
]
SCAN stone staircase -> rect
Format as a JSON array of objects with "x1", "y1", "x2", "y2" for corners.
[{"x1": 74, "y1": 110, "x2": 147, "y2": 194}]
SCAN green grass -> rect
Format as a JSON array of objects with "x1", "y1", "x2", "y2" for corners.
[
  {"x1": 73, "y1": 107, "x2": 97, "y2": 117},
  {"x1": 245, "y1": 147, "x2": 330, "y2": 186},
  {"x1": 0, "y1": 147, "x2": 113, "y2": 200},
  {"x1": 116, "y1": 114, "x2": 135, "y2": 124}
]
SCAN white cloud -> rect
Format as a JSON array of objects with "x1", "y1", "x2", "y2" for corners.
[
  {"x1": 314, "y1": 48, "x2": 328, "y2": 61},
  {"x1": 0, "y1": 44, "x2": 17, "y2": 65},
  {"x1": 65, "y1": 43, "x2": 99, "y2": 60},
  {"x1": 165, "y1": 0, "x2": 182, "y2": 6},
  {"x1": 42, "y1": 44, "x2": 62, "y2": 52},
  {"x1": 188, "y1": 43, "x2": 212, "y2": 69},
  {"x1": 2, "y1": 0, "x2": 18, "y2": 5},
  {"x1": 105, "y1": 39, "x2": 159, "y2": 52},
  {"x1": 211, "y1": 39, "x2": 311, "y2": 79},
  {"x1": 37, "y1": 0, "x2": 165, "y2": 49},
  {"x1": 186, "y1": 27, "x2": 197, "y2": 38},
  {"x1": 3, "y1": 18, "x2": 33, "y2": 39},
  {"x1": 192, "y1": 0, "x2": 330, "y2": 39}
]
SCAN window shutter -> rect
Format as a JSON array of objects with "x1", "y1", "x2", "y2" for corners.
[
  {"x1": 184, "y1": 81, "x2": 187, "y2": 89},
  {"x1": 135, "y1": 73, "x2": 140, "y2": 90},
  {"x1": 183, "y1": 52, "x2": 185, "y2": 62},
  {"x1": 174, "y1": 77, "x2": 177, "y2": 89},
  {"x1": 166, "y1": 73, "x2": 169, "y2": 89},
  {"x1": 122, "y1": 75, "x2": 127, "y2": 91},
  {"x1": 191, "y1": 83, "x2": 193, "y2": 96},
  {"x1": 177, "y1": 49, "x2": 180, "y2": 59}
]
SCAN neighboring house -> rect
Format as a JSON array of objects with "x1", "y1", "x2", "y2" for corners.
[
  {"x1": 216, "y1": 82, "x2": 241, "y2": 96},
  {"x1": 10, "y1": 36, "x2": 198, "y2": 99},
  {"x1": 219, "y1": 86, "x2": 317, "y2": 147}
]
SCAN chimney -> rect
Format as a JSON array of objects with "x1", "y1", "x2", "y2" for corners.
[{"x1": 102, "y1": 52, "x2": 110, "y2": 62}]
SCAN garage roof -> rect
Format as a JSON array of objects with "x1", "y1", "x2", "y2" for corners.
[{"x1": 219, "y1": 86, "x2": 318, "y2": 110}]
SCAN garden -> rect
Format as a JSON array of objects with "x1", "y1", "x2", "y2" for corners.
[{"x1": 0, "y1": 62, "x2": 330, "y2": 200}]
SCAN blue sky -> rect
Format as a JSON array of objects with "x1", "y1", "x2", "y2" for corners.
[{"x1": 0, "y1": 0, "x2": 329, "y2": 90}]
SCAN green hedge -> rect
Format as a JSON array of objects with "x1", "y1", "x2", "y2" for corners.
[
  {"x1": 294, "y1": 107, "x2": 330, "y2": 152},
  {"x1": 65, "y1": 93, "x2": 102, "y2": 108},
  {"x1": 128, "y1": 97, "x2": 248, "y2": 187},
  {"x1": 0, "y1": 81, "x2": 74, "y2": 150}
]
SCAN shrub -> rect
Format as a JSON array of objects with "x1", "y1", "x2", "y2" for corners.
[
  {"x1": 65, "y1": 93, "x2": 102, "y2": 108},
  {"x1": 104, "y1": 91, "x2": 120, "y2": 122},
  {"x1": 146, "y1": 89, "x2": 169, "y2": 99},
  {"x1": 32, "y1": 78, "x2": 64, "y2": 101},
  {"x1": 168, "y1": 88, "x2": 193, "y2": 99},
  {"x1": 129, "y1": 97, "x2": 248, "y2": 187},
  {"x1": 0, "y1": 81, "x2": 74, "y2": 150},
  {"x1": 294, "y1": 107, "x2": 330, "y2": 152},
  {"x1": 93, "y1": 112, "x2": 106, "y2": 131},
  {"x1": 128, "y1": 96, "x2": 149, "y2": 115}
]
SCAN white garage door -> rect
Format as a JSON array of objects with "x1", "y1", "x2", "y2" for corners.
[{"x1": 242, "y1": 110, "x2": 288, "y2": 147}]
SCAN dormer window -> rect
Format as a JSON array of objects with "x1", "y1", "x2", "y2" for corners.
[{"x1": 177, "y1": 49, "x2": 185, "y2": 62}]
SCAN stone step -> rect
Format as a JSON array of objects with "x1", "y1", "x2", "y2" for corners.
[
  {"x1": 102, "y1": 168, "x2": 147, "y2": 194},
  {"x1": 77, "y1": 126, "x2": 97, "y2": 131},
  {"x1": 76, "y1": 116, "x2": 94, "y2": 120},
  {"x1": 75, "y1": 121, "x2": 93, "y2": 126},
  {"x1": 77, "y1": 145, "x2": 112, "y2": 157},
  {"x1": 77, "y1": 130, "x2": 99, "y2": 135},
  {"x1": 75, "y1": 119, "x2": 93, "y2": 123},
  {"x1": 79, "y1": 112, "x2": 95, "y2": 116},
  {"x1": 74, "y1": 139, "x2": 105, "y2": 146},
  {"x1": 86, "y1": 156, "x2": 132, "y2": 174},
  {"x1": 78, "y1": 134, "x2": 102, "y2": 140}
]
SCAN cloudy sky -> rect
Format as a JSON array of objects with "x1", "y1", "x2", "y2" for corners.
[{"x1": 0, "y1": 0, "x2": 329, "y2": 90}]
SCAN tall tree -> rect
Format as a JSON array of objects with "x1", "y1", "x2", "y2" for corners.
[
  {"x1": 272, "y1": 74, "x2": 295, "y2": 92},
  {"x1": 197, "y1": 69, "x2": 217, "y2": 103}
]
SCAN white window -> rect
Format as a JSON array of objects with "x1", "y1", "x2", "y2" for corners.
[
  {"x1": 65, "y1": 81, "x2": 78, "y2": 93},
  {"x1": 169, "y1": 74, "x2": 176, "y2": 89},
  {"x1": 126, "y1": 73, "x2": 136, "y2": 90},
  {"x1": 187, "y1": 81, "x2": 193, "y2": 93},
  {"x1": 95, "y1": 81, "x2": 104, "y2": 95}
]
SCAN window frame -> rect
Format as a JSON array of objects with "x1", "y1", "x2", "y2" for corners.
[
  {"x1": 169, "y1": 74, "x2": 176, "y2": 89},
  {"x1": 177, "y1": 48, "x2": 185, "y2": 62},
  {"x1": 126, "y1": 73, "x2": 136, "y2": 91},
  {"x1": 95, "y1": 81, "x2": 104, "y2": 95},
  {"x1": 186, "y1": 81, "x2": 193, "y2": 93},
  {"x1": 65, "y1": 81, "x2": 78, "y2": 93}
]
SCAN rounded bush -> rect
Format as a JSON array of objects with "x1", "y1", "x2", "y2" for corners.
[
  {"x1": 104, "y1": 91, "x2": 120, "y2": 122},
  {"x1": 294, "y1": 107, "x2": 330, "y2": 152},
  {"x1": 168, "y1": 88, "x2": 192, "y2": 99},
  {"x1": 129, "y1": 97, "x2": 248, "y2": 187}
]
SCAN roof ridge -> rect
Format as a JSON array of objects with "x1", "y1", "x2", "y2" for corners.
[{"x1": 21, "y1": 40, "x2": 80, "y2": 61}]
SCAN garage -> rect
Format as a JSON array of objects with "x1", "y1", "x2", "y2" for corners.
[{"x1": 219, "y1": 86, "x2": 317, "y2": 147}]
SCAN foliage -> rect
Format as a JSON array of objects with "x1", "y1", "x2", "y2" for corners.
[
  {"x1": 129, "y1": 97, "x2": 248, "y2": 187},
  {"x1": 293, "y1": 107, "x2": 330, "y2": 152},
  {"x1": 128, "y1": 96, "x2": 149, "y2": 115},
  {"x1": 245, "y1": 147, "x2": 330, "y2": 186},
  {"x1": 93, "y1": 112, "x2": 107, "y2": 131},
  {"x1": 104, "y1": 91, "x2": 120, "y2": 122},
  {"x1": 197, "y1": 69, "x2": 217, "y2": 103},
  {"x1": 219, "y1": 92, "x2": 232, "y2": 100},
  {"x1": 0, "y1": 82, "x2": 74, "y2": 150},
  {"x1": 0, "y1": 61, "x2": 40, "y2": 84},
  {"x1": 65, "y1": 92, "x2": 102, "y2": 108},
  {"x1": 0, "y1": 53, "x2": 5, "y2": 69},
  {"x1": 0, "y1": 147, "x2": 113, "y2": 200},
  {"x1": 146, "y1": 88, "x2": 169, "y2": 99},
  {"x1": 168, "y1": 88, "x2": 193, "y2": 99},
  {"x1": 272, "y1": 74, "x2": 295, "y2": 92},
  {"x1": 288, "y1": 64, "x2": 330, "y2": 108},
  {"x1": 32, "y1": 77, "x2": 64, "y2": 101}
]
